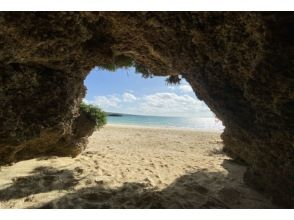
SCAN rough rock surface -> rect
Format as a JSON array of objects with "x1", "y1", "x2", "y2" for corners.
[{"x1": 0, "y1": 12, "x2": 293, "y2": 207}]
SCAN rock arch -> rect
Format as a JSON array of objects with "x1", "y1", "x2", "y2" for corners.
[{"x1": 0, "y1": 12, "x2": 293, "y2": 207}]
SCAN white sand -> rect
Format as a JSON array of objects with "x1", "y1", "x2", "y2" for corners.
[{"x1": 0, "y1": 124, "x2": 275, "y2": 208}]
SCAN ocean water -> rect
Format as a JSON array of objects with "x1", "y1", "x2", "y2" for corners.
[{"x1": 107, "y1": 114, "x2": 224, "y2": 132}]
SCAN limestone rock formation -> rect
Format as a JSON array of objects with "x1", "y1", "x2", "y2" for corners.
[{"x1": 0, "y1": 12, "x2": 293, "y2": 207}]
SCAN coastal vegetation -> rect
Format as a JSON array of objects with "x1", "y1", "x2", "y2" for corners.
[
  {"x1": 80, "y1": 102, "x2": 107, "y2": 129},
  {"x1": 99, "y1": 55, "x2": 133, "y2": 71}
]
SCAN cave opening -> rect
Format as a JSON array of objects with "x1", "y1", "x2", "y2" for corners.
[{"x1": 83, "y1": 66, "x2": 224, "y2": 131}]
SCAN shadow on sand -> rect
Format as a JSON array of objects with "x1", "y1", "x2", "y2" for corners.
[
  {"x1": 0, "y1": 159, "x2": 275, "y2": 208},
  {"x1": 38, "y1": 171, "x2": 230, "y2": 209},
  {"x1": 0, "y1": 166, "x2": 79, "y2": 201}
]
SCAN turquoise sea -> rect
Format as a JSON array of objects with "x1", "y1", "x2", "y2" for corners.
[{"x1": 106, "y1": 114, "x2": 224, "y2": 132}]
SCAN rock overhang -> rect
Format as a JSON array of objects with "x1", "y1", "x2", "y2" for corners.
[{"x1": 0, "y1": 12, "x2": 293, "y2": 207}]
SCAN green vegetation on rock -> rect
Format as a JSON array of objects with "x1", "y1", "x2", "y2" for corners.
[
  {"x1": 166, "y1": 75, "x2": 181, "y2": 85},
  {"x1": 99, "y1": 55, "x2": 134, "y2": 72},
  {"x1": 134, "y1": 63, "x2": 153, "y2": 78},
  {"x1": 80, "y1": 102, "x2": 107, "y2": 129}
]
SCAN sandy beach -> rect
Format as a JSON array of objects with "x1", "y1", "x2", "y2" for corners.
[{"x1": 0, "y1": 124, "x2": 275, "y2": 208}]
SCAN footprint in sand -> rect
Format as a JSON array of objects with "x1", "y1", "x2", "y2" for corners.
[
  {"x1": 101, "y1": 169, "x2": 111, "y2": 177},
  {"x1": 157, "y1": 179, "x2": 163, "y2": 185},
  {"x1": 144, "y1": 168, "x2": 153, "y2": 173},
  {"x1": 153, "y1": 174, "x2": 160, "y2": 178},
  {"x1": 24, "y1": 196, "x2": 34, "y2": 202},
  {"x1": 85, "y1": 179, "x2": 92, "y2": 185},
  {"x1": 149, "y1": 162, "x2": 155, "y2": 168},
  {"x1": 74, "y1": 167, "x2": 84, "y2": 174},
  {"x1": 154, "y1": 175, "x2": 163, "y2": 184}
]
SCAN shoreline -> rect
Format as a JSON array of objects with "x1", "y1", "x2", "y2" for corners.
[{"x1": 106, "y1": 122, "x2": 223, "y2": 133}]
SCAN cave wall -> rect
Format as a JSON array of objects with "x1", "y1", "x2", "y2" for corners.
[{"x1": 0, "y1": 12, "x2": 293, "y2": 207}]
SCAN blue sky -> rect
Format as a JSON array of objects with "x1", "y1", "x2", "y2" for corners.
[{"x1": 84, "y1": 67, "x2": 215, "y2": 117}]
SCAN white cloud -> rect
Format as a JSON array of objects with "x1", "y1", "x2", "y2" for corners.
[
  {"x1": 167, "y1": 83, "x2": 193, "y2": 93},
  {"x1": 167, "y1": 86, "x2": 176, "y2": 91},
  {"x1": 86, "y1": 91, "x2": 213, "y2": 117},
  {"x1": 92, "y1": 95, "x2": 121, "y2": 108},
  {"x1": 88, "y1": 93, "x2": 136, "y2": 112},
  {"x1": 122, "y1": 92, "x2": 137, "y2": 102},
  {"x1": 178, "y1": 84, "x2": 193, "y2": 93},
  {"x1": 138, "y1": 92, "x2": 212, "y2": 117}
]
